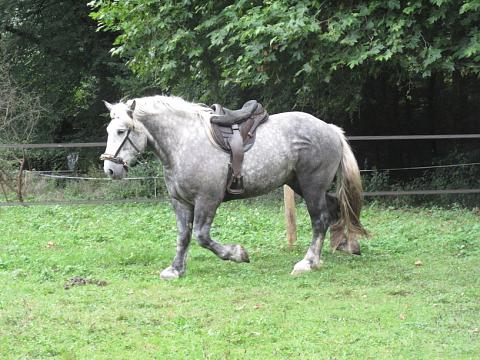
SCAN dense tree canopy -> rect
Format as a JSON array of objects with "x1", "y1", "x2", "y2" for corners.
[
  {"x1": 0, "y1": 0, "x2": 126, "y2": 141},
  {"x1": 90, "y1": 0, "x2": 480, "y2": 118}
]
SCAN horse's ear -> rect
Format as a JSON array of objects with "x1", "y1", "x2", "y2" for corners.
[
  {"x1": 127, "y1": 100, "x2": 136, "y2": 119},
  {"x1": 103, "y1": 100, "x2": 113, "y2": 111}
]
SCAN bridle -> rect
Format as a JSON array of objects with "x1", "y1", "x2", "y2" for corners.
[{"x1": 99, "y1": 129, "x2": 142, "y2": 169}]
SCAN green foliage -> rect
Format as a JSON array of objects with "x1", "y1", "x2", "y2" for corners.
[
  {"x1": 89, "y1": 1, "x2": 480, "y2": 115},
  {"x1": 0, "y1": 0, "x2": 125, "y2": 142},
  {"x1": 0, "y1": 203, "x2": 479, "y2": 358}
]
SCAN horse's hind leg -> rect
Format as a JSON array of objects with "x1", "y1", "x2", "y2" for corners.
[
  {"x1": 291, "y1": 186, "x2": 331, "y2": 275},
  {"x1": 160, "y1": 199, "x2": 194, "y2": 280},
  {"x1": 193, "y1": 198, "x2": 250, "y2": 263},
  {"x1": 326, "y1": 194, "x2": 361, "y2": 255}
]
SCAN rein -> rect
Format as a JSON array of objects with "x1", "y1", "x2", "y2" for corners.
[{"x1": 99, "y1": 129, "x2": 142, "y2": 168}]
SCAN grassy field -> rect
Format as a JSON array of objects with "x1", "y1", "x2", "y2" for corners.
[{"x1": 0, "y1": 200, "x2": 479, "y2": 359}]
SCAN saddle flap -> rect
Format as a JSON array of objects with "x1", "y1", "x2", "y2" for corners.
[{"x1": 208, "y1": 100, "x2": 269, "y2": 194}]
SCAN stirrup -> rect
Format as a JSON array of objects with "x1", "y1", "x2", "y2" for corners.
[{"x1": 227, "y1": 175, "x2": 244, "y2": 195}]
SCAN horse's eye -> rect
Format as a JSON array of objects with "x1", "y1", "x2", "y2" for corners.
[{"x1": 117, "y1": 129, "x2": 126, "y2": 136}]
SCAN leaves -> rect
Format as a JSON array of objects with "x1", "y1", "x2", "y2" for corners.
[
  {"x1": 1, "y1": 0, "x2": 126, "y2": 142},
  {"x1": 459, "y1": 0, "x2": 480, "y2": 14},
  {"x1": 88, "y1": 0, "x2": 480, "y2": 115},
  {"x1": 92, "y1": 1, "x2": 479, "y2": 78},
  {"x1": 423, "y1": 47, "x2": 443, "y2": 67}
]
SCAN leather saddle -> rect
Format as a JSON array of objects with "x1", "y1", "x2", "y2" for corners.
[{"x1": 210, "y1": 100, "x2": 269, "y2": 194}]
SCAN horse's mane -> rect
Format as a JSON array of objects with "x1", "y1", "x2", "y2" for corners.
[{"x1": 130, "y1": 95, "x2": 212, "y2": 120}]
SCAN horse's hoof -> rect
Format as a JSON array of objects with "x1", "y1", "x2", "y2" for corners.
[
  {"x1": 291, "y1": 259, "x2": 322, "y2": 276},
  {"x1": 160, "y1": 266, "x2": 183, "y2": 280},
  {"x1": 230, "y1": 245, "x2": 250, "y2": 263},
  {"x1": 351, "y1": 248, "x2": 361, "y2": 255},
  {"x1": 336, "y1": 240, "x2": 361, "y2": 255}
]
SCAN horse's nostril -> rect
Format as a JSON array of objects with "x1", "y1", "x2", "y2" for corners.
[{"x1": 108, "y1": 169, "x2": 114, "y2": 176}]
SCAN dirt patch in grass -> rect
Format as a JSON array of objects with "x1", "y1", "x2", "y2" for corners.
[{"x1": 63, "y1": 276, "x2": 108, "y2": 290}]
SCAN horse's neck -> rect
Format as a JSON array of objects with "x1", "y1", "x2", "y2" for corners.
[{"x1": 142, "y1": 110, "x2": 206, "y2": 167}]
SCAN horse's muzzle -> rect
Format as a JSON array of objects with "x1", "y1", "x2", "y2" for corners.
[
  {"x1": 100, "y1": 153, "x2": 129, "y2": 170},
  {"x1": 101, "y1": 155, "x2": 129, "y2": 179}
]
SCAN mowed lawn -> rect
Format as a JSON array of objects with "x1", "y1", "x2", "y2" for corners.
[{"x1": 0, "y1": 200, "x2": 479, "y2": 359}]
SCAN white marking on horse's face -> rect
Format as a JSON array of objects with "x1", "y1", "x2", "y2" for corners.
[{"x1": 102, "y1": 102, "x2": 147, "y2": 179}]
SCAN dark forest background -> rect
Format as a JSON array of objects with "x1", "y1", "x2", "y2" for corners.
[{"x1": 1, "y1": 0, "x2": 479, "y2": 175}]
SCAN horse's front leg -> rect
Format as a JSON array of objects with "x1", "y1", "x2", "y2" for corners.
[
  {"x1": 193, "y1": 199, "x2": 250, "y2": 263},
  {"x1": 160, "y1": 199, "x2": 194, "y2": 280}
]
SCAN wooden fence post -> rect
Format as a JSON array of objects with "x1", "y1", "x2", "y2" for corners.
[{"x1": 283, "y1": 185, "x2": 297, "y2": 248}]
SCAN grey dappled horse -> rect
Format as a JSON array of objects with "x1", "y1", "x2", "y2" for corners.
[{"x1": 101, "y1": 96, "x2": 368, "y2": 279}]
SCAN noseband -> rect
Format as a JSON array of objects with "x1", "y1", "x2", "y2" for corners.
[{"x1": 100, "y1": 129, "x2": 141, "y2": 168}]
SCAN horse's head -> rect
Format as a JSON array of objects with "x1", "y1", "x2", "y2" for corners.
[{"x1": 100, "y1": 100, "x2": 147, "y2": 179}]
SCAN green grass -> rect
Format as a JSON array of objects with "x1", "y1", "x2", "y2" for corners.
[{"x1": 0, "y1": 201, "x2": 479, "y2": 359}]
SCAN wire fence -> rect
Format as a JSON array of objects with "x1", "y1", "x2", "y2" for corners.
[{"x1": 1, "y1": 134, "x2": 479, "y2": 206}]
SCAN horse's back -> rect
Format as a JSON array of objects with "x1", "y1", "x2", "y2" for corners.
[
  {"x1": 255, "y1": 111, "x2": 342, "y2": 156},
  {"x1": 234, "y1": 111, "x2": 342, "y2": 197}
]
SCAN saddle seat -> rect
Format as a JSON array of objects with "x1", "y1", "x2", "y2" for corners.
[
  {"x1": 211, "y1": 100, "x2": 259, "y2": 126},
  {"x1": 210, "y1": 100, "x2": 269, "y2": 195}
]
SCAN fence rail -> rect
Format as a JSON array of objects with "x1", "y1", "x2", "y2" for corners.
[
  {"x1": 0, "y1": 199, "x2": 161, "y2": 207},
  {"x1": 1, "y1": 134, "x2": 480, "y2": 149},
  {"x1": 348, "y1": 134, "x2": 480, "y2": 140},
  {"x1": 0, "y1": 142, "x2": 106, "y2": 149}
]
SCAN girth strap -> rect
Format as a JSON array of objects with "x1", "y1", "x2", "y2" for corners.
[{"x1": 227, "y1": 124, "x2": 245, "y2": 194}]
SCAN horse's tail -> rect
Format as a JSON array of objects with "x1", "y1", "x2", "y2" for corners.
[{"x1": 329, "y1": 125, "x2": 369, "y2": 249}]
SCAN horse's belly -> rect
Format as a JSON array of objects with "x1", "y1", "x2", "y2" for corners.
[{"x1": 241, "y1": 131, "x2": 295, "y2": 196}]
